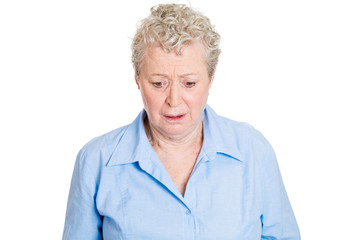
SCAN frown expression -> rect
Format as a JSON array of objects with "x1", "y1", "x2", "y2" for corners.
[{"x1": 136, "y1": 41, "x2": 214, "y2": 139}]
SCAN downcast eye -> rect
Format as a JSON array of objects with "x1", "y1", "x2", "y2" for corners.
[
  {"x1": 185, "y1": 82, "x2": 196, "y2": 88},
  {"x1": 152, "y1": 82, "x2": 164, "y2": 88}
]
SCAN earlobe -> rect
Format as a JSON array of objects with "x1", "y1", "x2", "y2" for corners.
[
  {"x1": 135, "y1": 74, "x2": 140, "y2": 90},
  {"x1": 209, "y1": 77, "x2": 214, "y2": 89},
  {"x1": 209, "y1": 65, "x2": 217, "y2": 88}
]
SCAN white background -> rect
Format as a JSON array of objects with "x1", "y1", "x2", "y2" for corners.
[{"x1": 1, "y1": 0, "x2": 359, "y2": 239}]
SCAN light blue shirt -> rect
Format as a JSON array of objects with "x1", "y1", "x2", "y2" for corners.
[{"x1": 62, "y1": 105, "x2": 300, "y2": 240}]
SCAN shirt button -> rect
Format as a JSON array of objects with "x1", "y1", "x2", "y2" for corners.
[{"x1": 185, "y1": 210, "x2": 191, "y2": 215}]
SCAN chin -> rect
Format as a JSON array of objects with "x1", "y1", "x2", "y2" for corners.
[{"x1": 162, "y1": 126, "x2": 187, "y2": 136}]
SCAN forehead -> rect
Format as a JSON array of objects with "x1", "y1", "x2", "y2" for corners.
[{"x1": 141, "y1": 41, "x2": 207, "y2": 75}]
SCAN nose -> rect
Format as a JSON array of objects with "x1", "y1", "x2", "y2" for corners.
[{"x1": 165, "y1": 82, "x2": 182, "y2": 107}]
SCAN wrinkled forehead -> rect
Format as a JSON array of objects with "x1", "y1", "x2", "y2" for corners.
[{"x1": 140, "y1": 41, "x2": 208, "y2": 75}]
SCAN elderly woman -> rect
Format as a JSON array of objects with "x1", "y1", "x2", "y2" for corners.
[{"x1": 62, "y1": 4, "x2": 300, "y2": 240}]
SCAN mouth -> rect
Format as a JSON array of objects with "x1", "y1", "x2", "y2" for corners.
[{"x1": 164, "y1": 114, "x2": 186, "y2": 121}]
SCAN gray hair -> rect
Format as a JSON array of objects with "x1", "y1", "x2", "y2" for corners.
[{"x1": 131, "y1": 4, "x2": 221, "y2": 77}]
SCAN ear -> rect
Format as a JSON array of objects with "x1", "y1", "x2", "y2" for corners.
[
  {"x1": 209, "y1": 65, "x2": 217, "y2": 89},
  {"x1": 135, "y1": 74, "x2": 140, "y2": 90}
]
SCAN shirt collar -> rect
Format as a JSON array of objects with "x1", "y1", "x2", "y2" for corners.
[
  {"x1": 107, "y1": 105, "x2": 243, "y2": 167},
  {"x1": 107, "y1": 110, "x2": 154, "y2": 166},
  {"x1": 201, "y1": 105, "x2": 243, "y2": 162}
]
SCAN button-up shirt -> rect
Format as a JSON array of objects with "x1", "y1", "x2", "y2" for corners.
[{"x1": 62, "y1": 105, "x2": 300, "y2": 240}]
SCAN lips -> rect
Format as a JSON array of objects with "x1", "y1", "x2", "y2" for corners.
[{"x1": 164, "y1": 114, "x2": 186, "y2": 121}]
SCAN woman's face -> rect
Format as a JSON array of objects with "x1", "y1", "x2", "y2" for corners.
[{"x1": 136, "y1": 41, "x2": 214, "y2": 139}]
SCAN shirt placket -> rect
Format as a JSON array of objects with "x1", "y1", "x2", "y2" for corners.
[
  {"x1": 183, "y1": 206, "x2": 196, "y2": 240},
  {"x1": 182, "y1": 153, "x2": 210, "y2": 240}
]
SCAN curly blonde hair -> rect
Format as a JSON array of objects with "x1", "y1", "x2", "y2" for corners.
[{"x1": 131, "y1": 4, "x2": 221, "y2": 77}]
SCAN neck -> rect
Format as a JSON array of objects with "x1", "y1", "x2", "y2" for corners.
[{"x1": 144, "y1": 117, "x2": 203, "y2": 152}]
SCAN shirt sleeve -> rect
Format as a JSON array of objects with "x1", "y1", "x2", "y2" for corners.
[
  {"x1": 62, "y1": 148, "x2": 102, "y2": 240},
  {"x1": 260, "y1": 141, "x2": 301, "y2": 240}
]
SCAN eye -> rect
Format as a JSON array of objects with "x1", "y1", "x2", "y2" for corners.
[
  {"x1": 185, "y1": 82, "x2": 196, "y2": 88},
  {"x1": 152, "y1": 82, "x2": 164, "y2": 88}
]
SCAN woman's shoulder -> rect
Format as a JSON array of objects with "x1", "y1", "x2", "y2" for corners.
[
  {"x1": 209, "y1": 109, "x2": 277, "y2": 166},
  {"x1": 76, "y1": 124, "x2": 131, "y2": 169},
  {"x1": 206, "y1": 106, "x2": 273, "y2": 157},
  {"x1": 223, "y1": 116, "x2": 266, "y2": 140},
  {"x1": 223, "y1": 116, "x2": 270, "y2": 147},
  {"x1": 84, "y1": 125, "x2": 128, "y2": 149},
  {"x1": 208, "y1": 107, "x2": 269, "y2": 145}
]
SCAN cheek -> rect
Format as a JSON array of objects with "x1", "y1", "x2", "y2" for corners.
[
  {"x1": 141, "y1": 90, "x2": 163, "y2": 111},
  {"x1": 185, "y1": 89, "x2": 209, "y2": 110}
]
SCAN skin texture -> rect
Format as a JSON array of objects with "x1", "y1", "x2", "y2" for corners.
[{"x1": 135, "y1": 41, "x2": 215, "y2": 195}]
